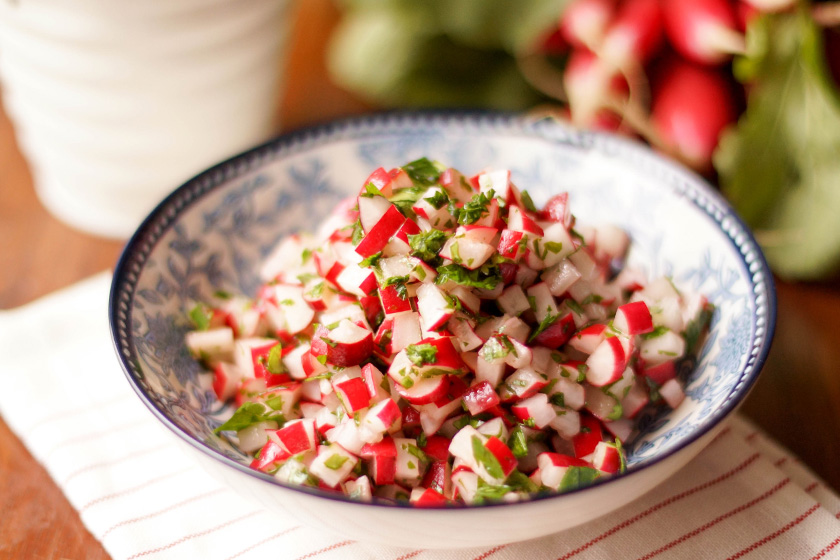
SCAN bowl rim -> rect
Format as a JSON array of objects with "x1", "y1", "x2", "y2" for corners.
[{"x1": 109, "y1": 109, "x2": 777, "y2": 511}]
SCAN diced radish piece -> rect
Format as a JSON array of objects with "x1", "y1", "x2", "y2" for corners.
[
  {"x1": 310, "y1": 320, "x2": 374, "y2": 367},
  {"x1": 344, "y1": 475, "x2": 373, "y2": 501},
  {"x1": 448, "y1": 316, "x2": 484, "y2": 352},
  {"x1": 477, "y1": 169, "x2": 510, "y2": 197},
  {"x1": 362, "y1": 167, "x2": 395, "y2": 197},
  {"x1": 355, "y1": 205, "x2": 406, "y2": 258},
  {"x1": 358, "y1": 195, "x2": 393, "y2": 233},
  {"x1": 395, "y1": 375, "x2": 451, "y2": 405},
  {"x1": 527, "y1": 282, "x2": 558, "y2": 324},
  {"x1": 260, "y1": 234, "x2": 315, "y2": 282},
  {"x1": 186, "y1": 327, "x2": 235, "y2": 363},
  {"x1": 593, "y1": 224, "x2": 630, "y2": 262},
  {"x1": 250, "y1": 440, "x2": 291, "y2": 472},
  {"x1": 274, "y1": 418, "x2": 318, "y2": 455},
  {"x1": 335, "y1": 262, "x2": 378, "y2": 297},
  {"x1": 416, "y1": 283, "x2": 456, "y2": 331},
  {"x1": 212, "y1": 362, "x2": 242, "y2": 401},
  {"x1": 379, "y1": 284, "x2": 413, "y2": 317},
  {"x1": 462, "y1": 381, "x2": 501, "y2": 415},
  {"x1": 573, "y1": 415, "x2": 604, "y2": 458},
  {"x1": 641, "y1": 359, "x2": 678, "y2": 385},
  {"x1": 639, "y1": 329, "x2": 686, "y2": 366},
  {"x1": 621, "y1": 379, "x2": 650, "y2": 419},
  {"x1": 545, "y1": 377, "x2": 586, "y2": 411},
  {"x1": 360, "y1": 437, "x2": 397, "y2": 485},
  {"x1": 603, "y1": 418, "x2": 634, "y2": 442},
  {"x1": 451, "y1": 469, "x2": 480, "y2": 504},
  {"x1": 569, "y1": 323, "x2": 607, "y2": 354},
  {"x1": 537, "y1": 452, "x2": 592, "y2": 489},
  {"x1": 499, "y1": 367, "x2": 548, "y2": 401},
  {"x1": 411, "y1": 487, "x2": 448, "y2": 507},
  {"x1": 497, "y1": 229, "x2": 526, "y2": 261},
  {"x1": 439, "y1": 167, "x2": 475, "y2": 203},
  {"x1": 237, "y1": 420, "x2": 277, "y2": 453},
  {"x1": 592, "y1": 441, "x2": 622, "y2": 473},
  {"x1": 361, "y1": 398, "x2": 402, "y2": 440},
  {"x1": 310, "y1": 444, "x2": 358, "y2": 488},
  {"x1": 449, "y1": 286, "x2": 481, "y2": 314},
  {"x1": 333, "y1": 376, "x2": 372, "y2": 416},
  {"x1": 510, "y1": 393, "x2": 556, "y2": 429},
  {"x1": 507, "y1": 205, "x2": 545, "y2": 237},
  {"x1": 394, "y1": 437, "x2": 424, "y2": 486},
  {"x1": 533, "y1": 313, "x2": 577, "y2": 349},
  {"x1": 272, "y1": 284, "x2": 315, "y2": 334},
  {"x1": 475, "y1": 353, "x2": 506, "y2": 388},
  {"x1": 660, "y1": 378, "x2": 686, "y2": 408},
  {"x1": 584, "y1": 383, "x2": 621, "y2": 422},
  {"x1": 498, "y1": 285, "x2": 531, "y2": 316},
  {"x1": 542, "y1": 259, "x2": 582, "y2": 296},
  {"x1": 613, "y1": 301, "x2": 654, "y2": 335},
  {"x1": 585, "y1": 336, "x2": 627, "y2": 386},
  {"x1": 549, "y1": 407, "x2": 582, "y2": 439},
  {"x1": 485, "y1": 436, "x2": 518, "y2": 477},
  {"x1": 440, "y1": 236, "x2": 495, "y2": 270}
]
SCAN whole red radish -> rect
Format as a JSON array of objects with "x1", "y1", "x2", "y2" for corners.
[
  {"x1": 564, "y1": 49, "x2": 628, "y2": 127},
  {"x1": 660, "y1": 0, "x2": 745, "y2": 65},
  {"x1": 741, "y1": 0, "x2": 795, "y2": 13},
  {"x1": 650, "y1": 59, "x2": 737, "y2": 171},
  {"x1": 600, "y1": 0, "x2": 664, "y2": 72},
  {"x1": 560, "y1": 0, "x2": 618, "y2": 49}
]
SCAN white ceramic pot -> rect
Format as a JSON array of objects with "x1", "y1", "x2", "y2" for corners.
[{"x1": 0, "y1": 0, "x2": 294, "y2": 238}]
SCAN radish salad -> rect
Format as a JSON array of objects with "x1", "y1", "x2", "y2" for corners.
[{"x1": 185, "y1": 158, "x2": 712, "y2": 506}]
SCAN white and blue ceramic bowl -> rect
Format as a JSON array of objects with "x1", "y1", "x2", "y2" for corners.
[{"x1": 110, "y1": 111, "x2": 776, "y2": 549}]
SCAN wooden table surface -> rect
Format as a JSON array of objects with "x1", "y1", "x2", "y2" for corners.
[{"x1": 1, "y1": 2, "x2": 838, "y2": 558}]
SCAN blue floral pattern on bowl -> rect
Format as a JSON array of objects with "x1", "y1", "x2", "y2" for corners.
[{"x1": 110, "y1": 111, "x2": 775, "y2": 497}]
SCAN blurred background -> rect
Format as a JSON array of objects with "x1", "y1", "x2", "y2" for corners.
[{"x1": 1, "y1": 0, "x2": 839, "y2": 557}]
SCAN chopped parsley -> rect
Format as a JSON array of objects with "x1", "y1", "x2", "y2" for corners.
[
  {"x1": 408, "y1": 229, "x2": 449, "y2": 262},
  {"x1": 559, "y1": 466, "x2": 600, "y2": 492},
  {"x1": 450, "y1": 190, "x2": 494, "y2": 225},
  {"x1": 324, "y1": 453, "x2": 349, "y2": 470},
  {"x1": 188, "y1": 303, "x2": 214, "y2": 331},
  {"x1": 403, "y1": 157, "x2": 443, "y2": 186},
  {"x1": 528, "y1": 311, "x2": 562, "y2": 343},
  {"x1": 266, "y1": 344, "x2": 286, "y2": 375},
  {"x1": 471, "y1": 435, "x2": 505, "y2": 479},
  {"x1": 214, "y1": 402, "x2": 281, "y2": 434},
  {"x1": 406, "y1": 343, "x2": 438, "y2": 366},
  {"x1": 424, "y1": 189, "x2": 450, "y2": 209},
  {"x1": 508, "y1": 426, "x2": 529, "y2": 458},
  {"x1": 351, "y1": 219, "x2": 364, "y2": 246},
  {"x1": 435, "y1": 263, "x2": 502, "y2": 291},
  {"x1": 359, "y1": 251, "x2": 382, "y2": 268},
  {"x1": 641, "y1": 325, "x2": 670, "y2": 339}
]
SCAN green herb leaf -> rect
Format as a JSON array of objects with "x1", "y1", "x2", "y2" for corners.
[
  {"x1": 406, "y1": 343, "x2": 438, "y2": 366},
  {"x1": 214, "y1": 403, "x2": 279, "y2": 434},
  {"x1": 403, "y1": 158, "x2": 443, "y2": 186},
  {"x1": 324, "y1": 453, "x2": 349, "y2": 470},
  {"x1": 188, "y1": 303, "x2": 214, "y2": 331},
  {"x1": 716, "y1": 10, "x2": 840, "y2": 279},
  {"x1": 527, "y1": 311, "x2": 560, "y2": 343},
  {"x1": 425, "y1": 189, "x2": 450, "y2": 209},
  {"x1": 359, "y1": 251, "x2": 382, "y2": 268},
  {"x1": 471, "y1": 435, "x2": 505, "y2": 480},
  {"x1": 408, "y1": 229, "x2": 449, "y2": 262},
  {"x1": 351, "y1": 219, "x2": 364, "y2": 246},
  {"x1": 435, "y1": 263, "x2": 501, "y2": 290},
  {"x1": 559, "y1": 465, "x2": 600, "y2": 492},
  {"x1": 641, "y1": 325, "x2": 670, "y2": 340},
  {"x1": 519, "y1": 190, "x2": 538, "y2": 213},
  {"x1": 267, "y1": 344, "x2": 286, "y2": 375},
  {"x1": 508, "y1": 426, "x2": 529, "y2": 458},
  {"x1": 683, "y1": 304, "x2": 714, "y2": 355},
  {"x1": 451, "y1": 190, "x2": 494, "y2": 225}
]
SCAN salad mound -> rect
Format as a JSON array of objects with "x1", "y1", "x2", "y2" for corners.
[{"x1": 185, "y1": 158, "x2": 711, "y2": 505}]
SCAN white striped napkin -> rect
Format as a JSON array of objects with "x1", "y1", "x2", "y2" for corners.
[{"x1": 1, "y1": 272, "x2": 839, "y2": 560}]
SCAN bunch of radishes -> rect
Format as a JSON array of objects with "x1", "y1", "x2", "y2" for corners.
[{"x1": 544, "y1": 0, "x2": 798, "y2": 172}]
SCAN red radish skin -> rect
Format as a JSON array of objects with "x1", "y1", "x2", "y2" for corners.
[
  {"x1": 660, "y1": 0, "x2": 745, "y2": 66},
  {"x1": 560, "y1": 0, "x2": 618, "y2": 49},
  {"x1": 600, "y1": 0, "x2": 664, "y2": 71},
  {"x1": 651, "y1": 59, "x2": 737, "y2": 171}
]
